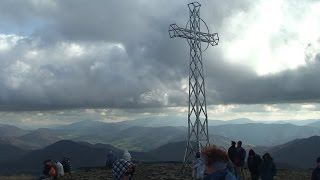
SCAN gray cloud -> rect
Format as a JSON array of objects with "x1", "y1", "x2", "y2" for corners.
[{"x1": 0, "y1": 0, "x2": 320, "y2": 110}]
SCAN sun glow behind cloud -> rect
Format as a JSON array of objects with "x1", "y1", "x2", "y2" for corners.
[{"x1": 222, "y1": 0, "x2": 320, "y2": 76}]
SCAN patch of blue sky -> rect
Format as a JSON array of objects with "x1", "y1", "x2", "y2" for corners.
[{"x1": 0, "y1": 17, "x2": 50, "y2": 36}]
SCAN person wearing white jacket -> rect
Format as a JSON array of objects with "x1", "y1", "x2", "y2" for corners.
[
  {"x1": 56, "y1": 161, "x2": 65, "y2": 177},
  {"x1": 123, "y1": 149, "x2": 132, "y2": 161},
  {"x1": 192, "y1": 152, "x2": 205, "y2": 180}
]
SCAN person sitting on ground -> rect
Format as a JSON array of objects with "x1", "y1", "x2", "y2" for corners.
[
  {"x1": 192, "y1": 152, "x2": 205, "y2": 180},
  {"x1": 39, "y1": 159, "x2": 57, "y2": 180},
  {"x1": 112, "y1": 158, "x2": 136, "y2": 180},
  {"x1": 311, "y1": 157, "x2": 320, "y2": 180},
  {"x1": 201, "y1": 145, "x2": 237, "y2": 180},
  {"x1": 260, "y1": 153, "x2": 277, "y2": 180},
  {"x1": 228, "y1": 141, "x2": 237, "y2": 165},
  {"x1": 61, "y1": 157, "x2": 73, "y2": 174},
  {"x1": 106, "y1": 150, "x2": 117, "y2": 168},
  {"x1": 123, "y1": 149, "x2": 132, "y2": 161},
  {"x1": 247, "y1": 149, "x2": 262, "y2": 180},
  {"x1": 235, "y1": 141, "x2": 246, "y2": 180},
  {"x1": 55, "y1": 160, "x2": 64, "y2": 177}
]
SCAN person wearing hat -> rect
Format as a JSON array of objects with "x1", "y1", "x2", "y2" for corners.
[{"x1": 312, "y1": 157, "x2": 320, "y2": 180}]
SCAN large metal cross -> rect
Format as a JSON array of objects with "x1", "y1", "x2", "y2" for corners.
[{"x1": 168, "y1": 2, "x2": 219, "y2": 168}]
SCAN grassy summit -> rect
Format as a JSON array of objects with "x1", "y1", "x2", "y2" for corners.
[{"x1": 59, "y1": 162, "x2": 311, "y2": 180}]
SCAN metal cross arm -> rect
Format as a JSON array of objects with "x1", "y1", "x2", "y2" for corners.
[{"x1": 168, "y1": 23, "x2": 219, "y2": 46}]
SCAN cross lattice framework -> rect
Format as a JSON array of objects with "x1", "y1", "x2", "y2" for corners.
[{"x1": 168, "y1": 2, "x2": 219, "y2": 168}]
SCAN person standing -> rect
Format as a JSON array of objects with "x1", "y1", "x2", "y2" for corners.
[
  {"x1": 228, "y1": 141, "x2": 237, "y2": 164},
  {"x1": 235, "y1": 141, "x2": 246, "y2": 180},
  {"x1": 311, "y1": 157, "x2": 320, "y2": 180},
  {"x1": 192, "y1": 152, "x2": 205, "y2": 180},
  {"x1": 247, "y1": 149, "x2": 262, "y2": 180},
  {"x1": 106, "y1": 151, "x2": 117, "y2": 168},
  {"x1": 260, "y1": 153, "x2": 277, "y2": 180}
]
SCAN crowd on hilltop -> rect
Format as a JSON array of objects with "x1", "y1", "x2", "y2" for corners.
[
  {"x1": 192, "y1": 141, "x2": 320, "y2": 180},
  {"x1": 38, "y1": 141, "x2": 320, "y2": 180},
  {"x1": 191, "y1": 140, "x2": 277, "y2": 180}
]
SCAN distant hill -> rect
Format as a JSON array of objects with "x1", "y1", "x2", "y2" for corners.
[
  {"x1": 270, "y1": 136, "x2": 320, "y2": 169},
  {"x1": 223, "y1": 118, "x2": 255, "y2": 124},
  {"x1": 55, "y1": 120, "x2": 124, "y2": 136},
  {"x1": 0, "y1": 124, "x2": 29, "y2": 137},
  {"x1": 274, "y1": 119, "x2": 320, "y2": 126},
  {"x1": 0, "y1": 140, "x2": 117, "y2": 175},
  {"x1": 306, "y1": 120, "x2": 320, "y2": 128},
  {"x1": 17, "y1": 128, "x2": 62, "y2": 149},
  {"x1": 116, "y1": 117, "x2": 256, "y2": 127},
  {"x1": 1, "y1": 120, "x2": 320, "y2": 152},
  {"x1": 0, "y1": 144, "x2": 28, "y2": 163},
  {"x1": 117, "y1": 116, "x2": 187, "y2": 127},
  {"x1": 0, "y1": 136, "x2": 37, "y2": 150},
  {"x1": 149, "y1": 141, "x2": 187, "y2": 161},
  {"x1": 209, "y1": 123, "x2": 320, "y2": 146}
]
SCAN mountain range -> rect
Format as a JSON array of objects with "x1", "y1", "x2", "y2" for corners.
[
  {"x1": 0, "y1": 135, "x2": 319, "y2": 175},
  {"x1": 0, "y1": 118, "x2": 319, "y2": 175},
  {"x1": 1, "y1": 118, "x2": 320, "y2": 151}
]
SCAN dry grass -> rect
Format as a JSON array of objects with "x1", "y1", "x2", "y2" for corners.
[
  {"x1": 1, "y1": 163, "x2": 312, "y2": 180},
  {"x1": 59, "y1": 163, "x2": 312, "y2": 180},
  {"x1": 0, "y1": 174, "x2": 35, "y2": 180}
]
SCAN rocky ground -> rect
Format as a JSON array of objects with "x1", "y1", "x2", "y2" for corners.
[{"x1": 1, "y1": 162, "x2": 312, "y2": 180}]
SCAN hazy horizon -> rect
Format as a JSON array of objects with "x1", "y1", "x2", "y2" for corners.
[{"x1": 1, "y1": 108, "x2": 319, "y2": 129}]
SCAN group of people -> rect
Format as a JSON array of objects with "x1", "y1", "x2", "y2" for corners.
[
  {"x1": 228, "y1": 140, "x2": 277, "y2": 180},
  {"x1": 106, "y1": 149, "x2": 136, "y2": 180},
  {"x1": 191, "y1": 141, "x2": 277, "y2": 180},
  {"x1": 39, "y1": 157, "x2": 73, "y2": 180},
  {"x1": 192, "y1": 145, "x2": 237, "y2": 180},
  {"x1": 38, "y1": 144, "x2": 320, "y2": 180}
]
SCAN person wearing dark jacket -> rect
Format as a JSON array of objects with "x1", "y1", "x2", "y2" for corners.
[
  {"x1": 106, "y1": 151, "x2": 117, "y2": 168},
  {"x1": 247, "y1": 149, "x2": 262, "y2": 180},
  {"x1": 228, "y1": 141, "x2": 237, "y2": 164},
  {"x1": 235, "y1": 141, "x2": 246, "y2": 180},
  {"x1": 260, "y1": 153, "x2": 277, "y2": 180},
  {"x1": 311, "y1": 157, "x2": 320, "y2": 180}
]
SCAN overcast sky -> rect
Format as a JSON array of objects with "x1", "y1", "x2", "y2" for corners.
[{"x1": 0, "y1": 0, "x2": 320, "y2": 126}]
